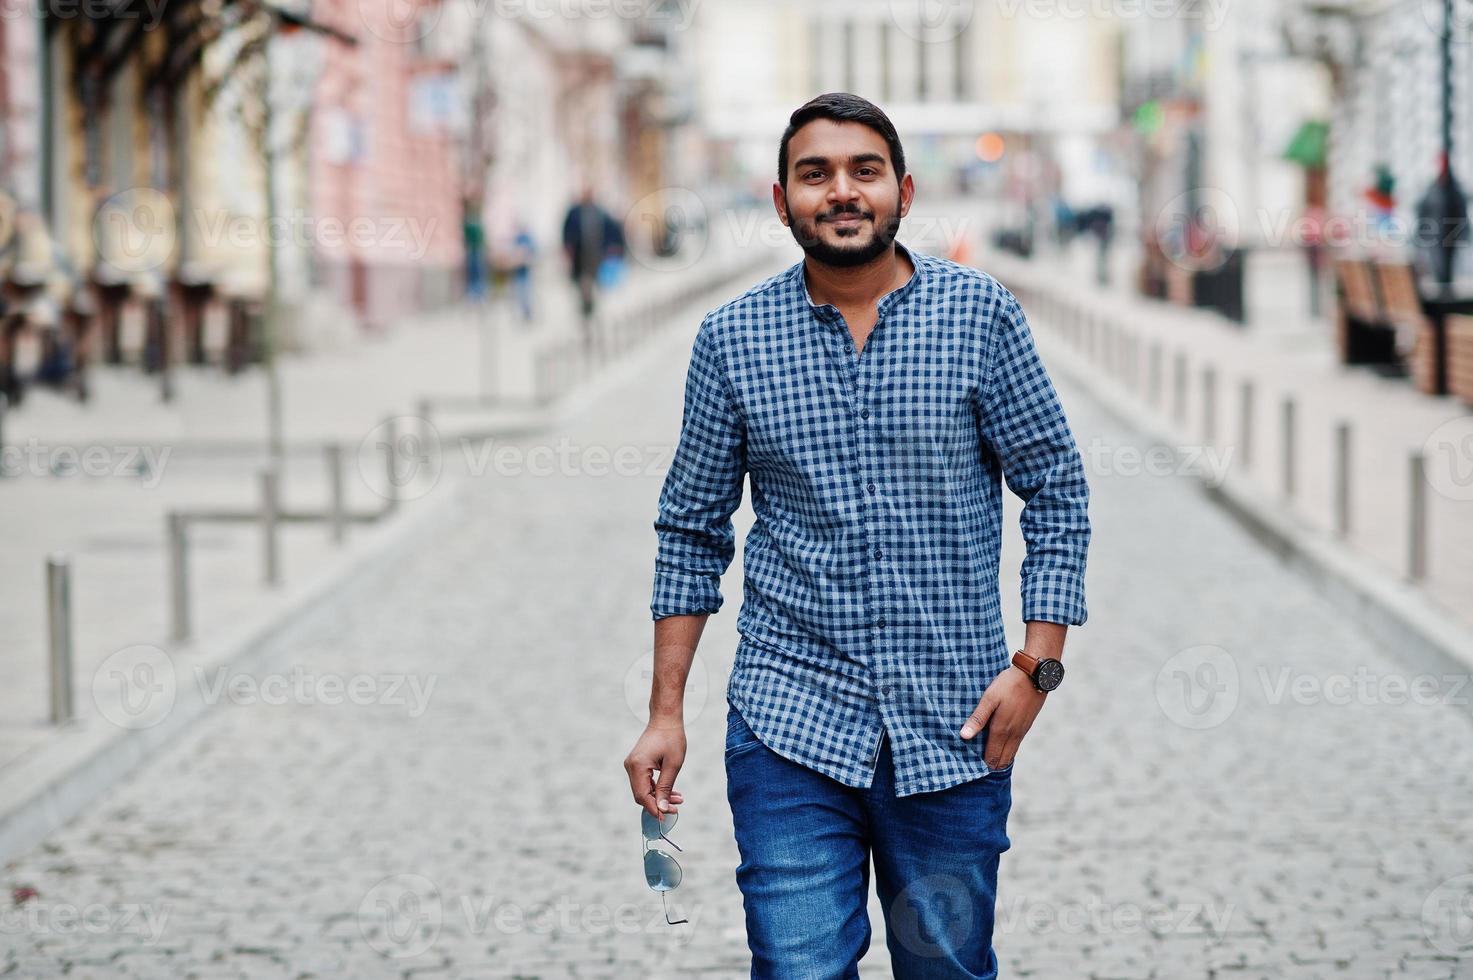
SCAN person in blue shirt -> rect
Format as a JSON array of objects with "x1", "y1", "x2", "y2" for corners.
[{"x1": 626, "y1": 92, "x2": 1091, "y2": 978}]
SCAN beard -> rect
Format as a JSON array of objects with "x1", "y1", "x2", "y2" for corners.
[{"x1": 788, "y1": 194, "x2": 903, "y2": 268}]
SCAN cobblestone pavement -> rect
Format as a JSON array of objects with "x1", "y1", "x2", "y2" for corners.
[{"x1": 3, "y1": 285, "x2": 1473, "y2": 979}]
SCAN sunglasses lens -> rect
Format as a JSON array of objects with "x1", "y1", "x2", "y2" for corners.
[
  {"x1": 644, "y1": 850, "x2": 682, "y2": 892},
  {"x1": 641, "y1": 809, "x2": 677, "y2": 839}
]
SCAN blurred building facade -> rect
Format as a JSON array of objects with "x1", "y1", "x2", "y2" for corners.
[
  {"x1": 1119, "y1": 0, "x2": 1328, "y2": 253},
  {"x1": 1285, "y1": 0, "x2": 1473, "y2": 278},
  {"x1": 693, "y1": 0, "x2": 1123, "y2": 209},
  {"x1": 0, "y1": 0, "x2": 708, "y2": 389}
]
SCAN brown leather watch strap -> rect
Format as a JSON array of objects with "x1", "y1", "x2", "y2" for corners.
[{"x1": 1011, "y1": 649, "x2": 1038, "y2": 678}]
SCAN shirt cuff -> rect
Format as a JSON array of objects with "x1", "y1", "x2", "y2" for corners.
[
  {"x1": 651, "y1": 567, "x2": 725, "y2": 620},
  {"x1": 1021, "y1": 568, "x2": 1088, "y2": 626}
]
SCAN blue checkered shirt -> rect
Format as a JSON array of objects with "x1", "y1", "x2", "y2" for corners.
[{"x1": 650, "y1": 239, "x2": 1090, "y2": 796}]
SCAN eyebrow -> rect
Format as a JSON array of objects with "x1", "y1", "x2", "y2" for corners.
[{"x1": 792, "y1": 152, "x2": 888, "y2": 172}]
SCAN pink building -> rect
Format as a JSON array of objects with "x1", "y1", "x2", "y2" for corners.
[
  {"x1": 0, "y1": 16, "x2": 43, "y2": 210},
  {"x1": 309, "y1": 0, "x2": 463, "y2": 332}
]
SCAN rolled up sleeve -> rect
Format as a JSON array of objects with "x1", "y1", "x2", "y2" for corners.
[
  {"x1": 977, "y1": 291, "x2": 1091, "y2": 626},
  {"x1": 650, "y1": 315, "x2": 747, "y2": 620}
]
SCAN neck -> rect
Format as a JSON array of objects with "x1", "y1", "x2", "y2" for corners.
[{"x1": 804, "y1": 243, "x2": 913, "y2": 309}]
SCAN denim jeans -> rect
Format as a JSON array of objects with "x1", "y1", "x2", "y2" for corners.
[{"x1": 725, "y1": 701, "x2": 1013, "y2": 979}]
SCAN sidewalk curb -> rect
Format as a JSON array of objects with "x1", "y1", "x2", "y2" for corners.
[
  {"x1": 1031, "y1": 310, "x2": 1473, "y2": 695},
  {"x1": 0, "y1": 477, "x2": 471, "y2": 867}
]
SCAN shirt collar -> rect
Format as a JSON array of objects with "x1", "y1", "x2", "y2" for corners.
[{"x1": 793, "y1": 238, "x2": 926, "y2": 322}]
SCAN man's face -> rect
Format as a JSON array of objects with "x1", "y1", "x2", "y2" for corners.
[{"x1": 775, "y1": 118, "x2": 913, "y2": 268}]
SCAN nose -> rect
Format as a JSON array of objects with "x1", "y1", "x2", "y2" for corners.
[{"x1": 827, "y1": 171, "x2": 859, "y2": 207}]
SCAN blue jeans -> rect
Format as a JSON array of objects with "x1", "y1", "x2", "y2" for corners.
[{"x1": 725, "y1": 702, "x2": 1013, "y2": 979}]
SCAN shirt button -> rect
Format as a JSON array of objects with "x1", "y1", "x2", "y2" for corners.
[
  {"x1": 875, "y1": 617, "x2": 886, "y2": 628},
  {"x1": 881, "y1": 685, "x2": 892, "y2": 698},
  {"x1": 860, "y1": 409, "x2": 869, "y2": 419},
  {"x1": 866, "y1": 482, "x2": 876, "y2": 494},
  {"x1": 874, "y1": 547, "x2": 882, "y2": 559}
]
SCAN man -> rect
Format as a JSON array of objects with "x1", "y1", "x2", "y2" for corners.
[
  {"x1": 624, "y1": 93, "x2": 1091, "y2": 978},
  {"x1": 560, "y1": 183, "x2": 626, "y2": 350}
]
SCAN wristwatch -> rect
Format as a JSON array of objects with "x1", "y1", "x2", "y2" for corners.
[{"x1": 1012, "y1": 649, "x2": 1065, "y2": 693}]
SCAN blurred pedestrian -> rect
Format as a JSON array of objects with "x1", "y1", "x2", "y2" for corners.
[
  {"x1": 561, "y1": 184, "x2": 625, "y2": 353},
  {"x1": 462, "y1": 208, "x2": 487, "y2": 301},
  {"x1": 508, "y1": 219, "x2": 537, "y2": 326}
]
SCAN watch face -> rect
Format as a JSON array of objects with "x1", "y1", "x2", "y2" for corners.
[{"x1": 1036, "y1": 659, "x2": 1065, "y2": 692}]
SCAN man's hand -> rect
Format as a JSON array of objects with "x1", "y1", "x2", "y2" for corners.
[
  {"x1": 958, "y1": 665, "x2": 1048, "y2": 768},
  {"x1": 623, "y1": 723, "x2": 687, "y2": 820}
]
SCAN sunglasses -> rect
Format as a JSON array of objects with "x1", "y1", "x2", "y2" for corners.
[{"x1": 641, "y1": 809, "x2": 689, "y2": 925}]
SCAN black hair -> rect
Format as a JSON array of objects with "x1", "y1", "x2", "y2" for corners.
[{"x1": 777, "y1": 92, "x2": 907, "y2": 190}]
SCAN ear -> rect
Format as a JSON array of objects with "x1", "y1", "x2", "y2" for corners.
[
  {"x1": 898, "y1": 173, "x2": 916, "y2": 220},
  {"x1": 772, "y1": 182, "x2": 789, "y2": 227}
]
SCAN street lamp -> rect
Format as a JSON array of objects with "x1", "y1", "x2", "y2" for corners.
[{"x1": 1414, "y1": 0, "x2": 1469, "y2": 297}]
